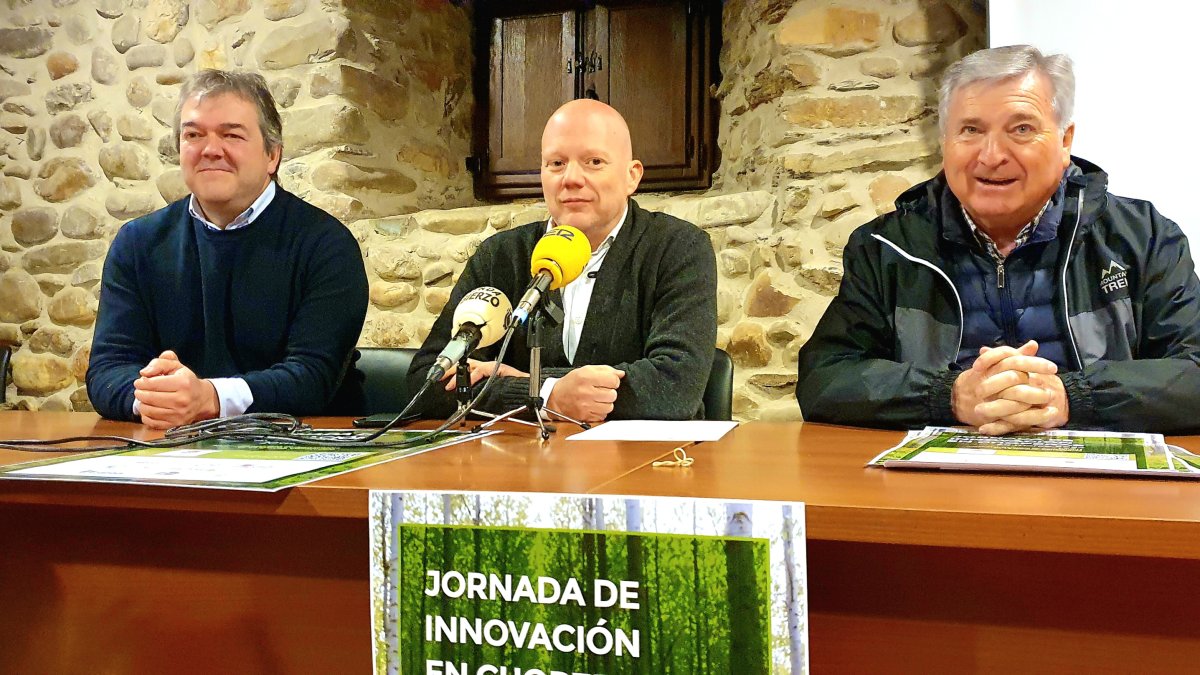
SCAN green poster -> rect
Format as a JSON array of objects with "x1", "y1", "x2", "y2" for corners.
[{"x1": 370, "y1": 493, "x2": 809, "y2": 675}]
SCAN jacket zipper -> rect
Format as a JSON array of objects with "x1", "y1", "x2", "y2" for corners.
[{"x1": 996, "y1": 261, "x2": 1005, "y2": 289}]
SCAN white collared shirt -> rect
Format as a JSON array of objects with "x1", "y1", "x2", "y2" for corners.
[
  {"x1": 539, "y1": 206, "x2": 628, "y2": 404},
  {"x1": 132, "y1": 181, "x2": 277, "y2": 420}
]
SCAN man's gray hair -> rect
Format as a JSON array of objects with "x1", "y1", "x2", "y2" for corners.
[
  {"x1": 173, "y1": 69, "x2": 284, "y2": 169},
  {"x1": 938, "y1": 45, "x2": 1075, "y2": 136}
]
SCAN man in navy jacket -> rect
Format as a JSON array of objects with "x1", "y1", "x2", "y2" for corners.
[{"x1": 87, "y1": 70, "x2": 368, "y2": 429}]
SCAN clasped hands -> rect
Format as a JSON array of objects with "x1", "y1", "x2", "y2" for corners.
[
  {"x1": 952, "y1": 340, "x2": 1069, "y2": 436},
  {"x1": 133, "y1": 350, "x2": 220, "y2": 430},
  {"x1": 441, "y1": 359, "x2": 624, "y2": 423}
]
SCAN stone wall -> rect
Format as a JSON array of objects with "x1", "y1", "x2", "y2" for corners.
[
  {"x1": 353, "y1": 0, "x2": 986, "y2": 422},
  {"x1": 0, "y1": 0, "x2": 474, "y2": 410},
  {"x1": 1, "y1": 0, "x2": 986, "y2": 421}
]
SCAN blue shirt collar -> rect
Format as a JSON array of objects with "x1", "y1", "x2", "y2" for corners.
[{"x1": 188, "y1": 181, "x2": 276, "y2": 232}]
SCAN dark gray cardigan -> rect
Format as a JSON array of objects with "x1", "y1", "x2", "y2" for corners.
[{"x1": 409, "y1": 199, "x2": 718, "y2": 420}]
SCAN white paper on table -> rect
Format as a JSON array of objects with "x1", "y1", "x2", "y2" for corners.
[{"x1": 567, "y1": 420, "x2": 738, "y2": 442}]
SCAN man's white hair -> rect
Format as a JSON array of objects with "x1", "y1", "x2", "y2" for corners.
[{"x1": 938, "y1": 45, "x2": 1075, "y2": 136}]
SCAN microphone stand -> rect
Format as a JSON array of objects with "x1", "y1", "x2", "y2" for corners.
[{"x1": 476, "y1": 300, "x2": 588, "y2": 441}]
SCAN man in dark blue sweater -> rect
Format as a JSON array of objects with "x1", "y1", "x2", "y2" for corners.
[{"x1": 88, "y1": 70, "x2": 368, "y2": 429}]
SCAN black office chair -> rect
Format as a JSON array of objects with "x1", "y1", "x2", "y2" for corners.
[
  {"x1": 703, "y1": 348, "x2": 734, "y2": 421},
  {"x1": 0, "y1": 345, "x2": 10, "y2": 404},
  {"x1": 356, "y1": 347, "x2": 419, "y2": 415}
]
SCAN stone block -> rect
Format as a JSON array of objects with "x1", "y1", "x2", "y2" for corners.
[
  {"x1": 70, "y1": 343, "x2": 91, "y2": 382},
  {"x1": 869, "y1": 174, "x2": 912, "y2": 213},
  {"x1": 27, "y1": 127, "x2": 46, "y2": 161},
  {"x1": 35, "y1": 157, "x2": 96, "y2": 202},
  {"x1": 818, "y1": 191, "x2": 859, "y2": 219},
  {"x1": 264, "y1": 0, "x2": 306, "y2": 20},
  {"x1": 61, "y1": 205, "x2": 105, "y2": 239},
  {"x1": 46, "y1": 51, "x2": 80, "y2": 80},
  {"x1": 48, "y1": 287, "x2": 97, "y2": 327},
  {"x1": 369, "y1": 243, "x2": 422, "y2": 282},
  {"x1": 422, "y1": 262, "x2": 454, "y2": 288},
  {"x1": 195, "y1": 0, "x2": 250, "y2": 29},
  {"x1": 268, "y1": 77, "x2": 300, "y2": 109},
  {"x1": 784, "y1": 94, "x2": 925, "y2": 128},
  {"x1": 310, "y1": 161, "x2": 416, "y2": 202},
  {"x1": 38, "y1": 276, "x2": 68, "y2": 297},
  {"x1": 71, "y1": 261, "x2": 102, "y2": 288},
  {"x1": 719, "y1": 249, "x2": 750, "y2": 277},
  {"x1": 367, "y1": 312, "x2": 410, "y2": 347},
  {"x1": 145, "y1": 0, "x2": 189, "y2": 43},
  {"x1": 0, "y1": 176, "x2": 21, "y2": 210},
  {"x1": 12, "y1": 207, "x2": 59, "y2": 247},
  {"x1": 50, "y1": 114, "x2": 89, "y2": 148},
  {"x1": 155, "y1": 169, "x2": 189, "y2": 203},
  {"x1": 87, "y1": 109, "x2": 113, "y2": 142},
  {"x1": 96, "y1": 0, "x2": 127, "y2": 19},
  {"x1": 728, "y1": 321, "x2": 772, "y2": 368},
  {"x1": 22, "y1": 241, "x2": 107, "y2": 274},
  {"x1": 70, "y1": 386, "x2": 94, "y2": 412},
  {"x1": 3, "y1": 163, "x2": 32, "y2": 179},
  {"x1": 105, "y1": 190, "x2": 162, "y2": 220},
  {"x1": 91, "y1": 46, "x2": 120, "y2": 85},
  {"x1": 125, "y1": 43, "x2": 166, "y2": 69},
  {"x1": 127, "y1": 76, "x2": 152, "y2": 108},
  {"x1": 99, "y1": 143, "x2": 152, "y2": 181},
  {"x1": 424, "y1": 288, "x2": 450, "y2": 314},
  {"x1": 151, "y1": 96, "x2": 174, "y2": 127},
  {"x1": 45, "y1": 83, "x2": 94, "y2": 114},
  {"x1": 117, "y1": 113, "x2": 155, "y2": 141},
  {"x1": 29, "y1": 325, "x2": 76, "y2": 357},
  {"x1": 777, "y1": 8, "x2": 880, "y2": 56},
  {"x1": 860, "y1": 56, "x2": 900, "y2": 79},
  {"x1": 310, "y1": 64, "x2": 408, "y2": 122},
  {"x1": 0, "y1": 323, "x2": 21, "y2": 346},
  {"x1": 281, "y1": 104, "x2": 369, "y2": 158},
  {"x1": 155, "y1": 69, "x2": 186, "y2": 86},
  {"x1": 112, "y1": 13, "x2": 141, "y2": 54},
  {"x1": 406, "y1": 206, "x2": 492, "y2": 236},
  {"x1": 746, "y1": 55, "x2": 821, "y2": 109},
  {"x1": 173, "y1": 37, "x2": 194, "y2": 67},
  {"x1": 717, "y1": 288, "x2": 737, "y2": 324},
  {"x1": 0, "y1": 269, "x2": 43, "y2": 322},
  {"x1": 64, "y1": 14, "x2": 95, "y2": 45},
  {"x1": 895, "y1": 2, "x2": 966, "y2": 47},
  {"x1": 257, "y1": 16, "x2": 352, "y2": 70},
  {"x1": 12, "y1": 351, "x2": 75, "y2": 395},
  {"x1": 746, "y1": 372, "x2": 798, "y2": 400},
  {"x1": 0, "y1": 112, "x2": 28, "y2": 134},
  {"x1": 766, "y1": 320, "x2": 804, "y2": 346},
  {"x1": 0, "y1": 28, "x2": 54, "y2": 58},
  {"x1": 781, "y1": 138, "x2": 938, "y2": 177},
  {"x1": 369, "y1": 282, "x2": 417, "y2": 309},
  {"x1": 0, "y1": 79, "x2": 32, "y2": 103},
  {"x1": 745, "y1": 270, "x2": 802, "y2": 317}
]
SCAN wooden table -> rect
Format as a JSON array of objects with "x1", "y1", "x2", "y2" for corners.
[{"x1": 3, "y1": 413, "x2": 1200, "y2": 673}]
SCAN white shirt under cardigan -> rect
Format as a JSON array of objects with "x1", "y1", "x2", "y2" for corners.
[
  {"x1": 131, "y1": 181, "x2": 276, "y2": 420},
  {"x1": 538, "y1": 206, "x2": 628, "y2": 406}
]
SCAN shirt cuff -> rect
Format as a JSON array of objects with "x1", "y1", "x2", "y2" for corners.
[
  {"x1": 539, "y1": 377, "x2": 558, "y2": 407},
  {"x1": 209, "y1": 377, "x2": 254, "y2": 417}
]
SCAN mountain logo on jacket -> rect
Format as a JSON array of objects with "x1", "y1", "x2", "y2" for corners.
[{"x1": 1100, "y1": 260, "x2": 1128, "y2": 294}]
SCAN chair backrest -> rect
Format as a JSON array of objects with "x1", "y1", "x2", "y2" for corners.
[
  {"x1": 702, "y1": 347, "x2": 734, "y2": 421},
  {"x1": 357, "y1": 347, "x2": 419, "y2": 415},
  {"x1": 0, "y1": 346, "x2": 10, "y2": 404}
]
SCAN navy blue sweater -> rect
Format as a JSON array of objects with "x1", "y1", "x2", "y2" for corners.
[{"x1": 87, "y1": 188, "x2": 368, "y2": 420}]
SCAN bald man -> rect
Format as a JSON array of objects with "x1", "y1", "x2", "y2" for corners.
[{"x1": 409, "y1": 100, "x2": 718, "y2": 422}]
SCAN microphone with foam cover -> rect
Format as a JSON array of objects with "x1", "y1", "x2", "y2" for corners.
[
  {"x1": 512, "y1": 225, "x2": 591, "y2": 325},
  {"x1": 426, "y1": 286, "x2": 513, "y2": 382}
]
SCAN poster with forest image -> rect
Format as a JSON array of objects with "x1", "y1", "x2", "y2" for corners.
[{"x1": 369, "y1": 492, "x2": 808, "y2": 675}]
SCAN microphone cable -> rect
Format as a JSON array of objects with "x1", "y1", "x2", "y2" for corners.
[{"x1": 0, "y1": 328, "x2": 522, "y2": 453}]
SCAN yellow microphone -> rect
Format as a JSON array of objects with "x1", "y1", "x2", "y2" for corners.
[{"x1": 513, "y1": 225, "x2": 591, "y2": 324}]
